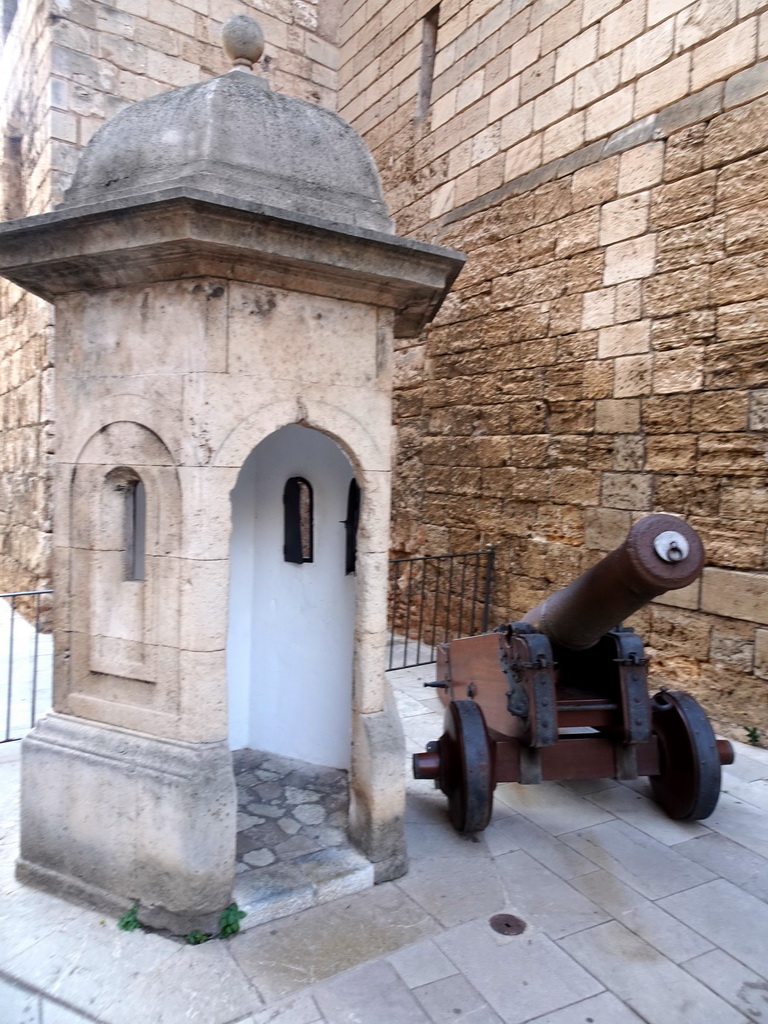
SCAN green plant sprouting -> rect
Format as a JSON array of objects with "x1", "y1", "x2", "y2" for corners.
[
  {"x1": 117, "y1": 902, "x2": 141, "y2": 931},
  {"x1": 218, "y1": 902, "x2": 247, "y2": 937},
  {"x1": 117, "y1": 900, "x2": 247, "y2": 939}
]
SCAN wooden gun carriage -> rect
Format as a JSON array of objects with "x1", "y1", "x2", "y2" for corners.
[{"x1": 413, "y1": 514, "x2": 734, "y2": 832}]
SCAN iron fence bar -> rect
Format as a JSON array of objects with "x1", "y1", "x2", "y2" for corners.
[
  {"x1": 5, "y1": 594, "x2": 15, "y2": 741},
  {"x1": 402, "y1": 557, "x2": 415, "y2": 670},
  {"x1": 387, "y1": 560, "x2": 397, "y2": 669},
  {"x1": 456, "y1": 555, "x2": 468, "y2": 639},
  {"x1": 470, "y1": 551, "x2": 481, "y2": 636},
  {"x1": 482, "y1": 547, "x2": 495, "y2": 633},
  {"x1": 387, "y1": 549, "x2": 494, "y2": 670},
  {"x1": 31, "y1": 590, "x2": 42, "y2": 727},
  {"x1": 415, "y1": 555, "x2": 428, "y2": 668},
  {"x1": 429, "y1": 557, "x2": 441, "y2": 666},
  {"x1": 1, "y1": 589, "x2": 52, "y2": 743},
  {"x1": 443, "y1": 555, "x2": 454, "y2": 644}
]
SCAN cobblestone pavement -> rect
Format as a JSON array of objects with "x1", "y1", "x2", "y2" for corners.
[
  {"x1": 1, "y1": 665, "x2": 768, "y2": 1023},
  {"x1": 232, "y1": 749, "x2": 372, "y2": 924},
  {"x1": 234, "y1": 749, "x2": 350, "y2": 871}
]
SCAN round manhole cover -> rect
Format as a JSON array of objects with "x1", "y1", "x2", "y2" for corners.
[{"x1": 489, "y1": 913, "x2": 526, "y2": 936}]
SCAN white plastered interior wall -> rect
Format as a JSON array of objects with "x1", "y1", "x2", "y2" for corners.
[{"x1": 228, "y1": 423, "x2": 356, "y2": 769}]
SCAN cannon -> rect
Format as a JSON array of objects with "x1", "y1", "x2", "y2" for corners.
[{"x1": 412, "y1": 514, "x2": 734, "y2": 832}]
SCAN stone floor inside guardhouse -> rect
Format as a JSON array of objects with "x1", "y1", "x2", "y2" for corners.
[{"x1": 232, "y1": 749, "x2": 373, "y2": 925}]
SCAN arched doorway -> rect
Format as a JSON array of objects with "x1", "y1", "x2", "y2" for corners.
[{"x1": 227, "y1": 424, "x2": 357, "y2": 769}]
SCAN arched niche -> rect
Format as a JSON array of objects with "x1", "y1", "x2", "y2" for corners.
[
  {"x1": 227, "y1": 424, "x2": 357, "y2": 769},
  {"x1": 63, "y1": 421, "x2": 182, "y2": 730}
]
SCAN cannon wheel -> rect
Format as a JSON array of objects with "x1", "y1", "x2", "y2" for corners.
[
  {"x1": 649, "y1": 689, "x2": 721, "y2": 820},
  {"x1": 438, "y1": 700, "x2": 494, "y2": 833}
]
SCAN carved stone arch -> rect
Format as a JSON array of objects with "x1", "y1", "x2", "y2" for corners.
[
  {"x1": 59, "y1": 393, "x2": 183, "y2": 467},
  {"x1": 212, "y1": 396, "x2": 387, "y2": 474}
]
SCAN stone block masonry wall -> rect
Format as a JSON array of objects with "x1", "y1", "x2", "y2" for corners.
[
  {"x1": 339, "y1": 0, "x2": 768, "y2": 237},
  {"x1": 46, "y1": 0, "x2": 341, "y2": 201},
  {"x1": 0, "y1": 0, "x2": 55, "y2": 594},
  {"x1": 0, "y1": 0, "x2": 341, "y2": 593},
  {"x1": 338, "y1": 0, "x2": 768, "y2": 738}
]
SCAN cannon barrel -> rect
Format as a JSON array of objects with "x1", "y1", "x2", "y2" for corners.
[{"x1": 522, "y1": 513, "x2": 705, "y2": 651}]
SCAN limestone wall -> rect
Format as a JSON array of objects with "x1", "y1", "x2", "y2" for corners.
[
  {"x1": 0, "y1": 0, "x2": 341, "y2": 593},
  {"x1": 338, "y1": 0, "x2": 768, "y2": 738},
  {"x1": 0, "y1": 0, "x2": 54, "y2": 594}
]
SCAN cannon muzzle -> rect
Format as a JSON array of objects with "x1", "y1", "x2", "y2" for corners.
[{"x1": 522, "y1": 514, "x2": 704, "y2": 651}]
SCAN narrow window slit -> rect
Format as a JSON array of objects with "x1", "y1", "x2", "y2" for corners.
[
  {"x1": 284, "y1": 477, "x2": 313, "y2": 564},
  {"x1": 344, "y1": 479, "x2": 361, "y2": 575},
  {"x1": 416, "y1": 5, "x2": 440, "y2": 121},
  {"x1": 127, "y1": 478, "x2": 146, "y2": 581}
]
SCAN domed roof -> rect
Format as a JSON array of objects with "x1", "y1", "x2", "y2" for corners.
[{"x1": 62, "y1": 67, "x2": 393, "y2": 234}]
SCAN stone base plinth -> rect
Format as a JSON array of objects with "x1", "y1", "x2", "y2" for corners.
[
  {"x1": 349, "y1": 705, "x2": 408, "y2": 883},
  {"x1": 17, "y1": 712, "x2": 237, "y2": 934}
]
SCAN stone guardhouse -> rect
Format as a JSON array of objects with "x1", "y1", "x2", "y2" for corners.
[{"x1": 0, "y1": 16, "x2": 463, "y2": 932}]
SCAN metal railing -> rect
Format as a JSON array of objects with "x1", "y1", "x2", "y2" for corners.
[
  {"x1": 387, "y1": 548, "x2": 495, "y2": 670},
  {"x1": 1, "y1": 590, "x2": 53, "y2": 743}
]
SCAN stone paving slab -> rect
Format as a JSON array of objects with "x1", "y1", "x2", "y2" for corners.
[
  {"x1": 313, "y1": 961, "x2": 433, "y2": 1024},
  {"x1": 704, "y1": 790, "x2": 768, "y2": 859},
  {"x1": 559, "y1": 920, "x2": 747, "y2": 1024},
  {"x1": 395, "y1": 843, "x2": 507, "y2": 928},
  {"x1": 1, "y1": 664, "x2": 768, "y2": 1023},
  {"x1": 674, "y1": 831, "x2": 768, "y2": 901},
  {"x1": 412, "y1": 972, "x2": 506, "y2": 1024},
  {"x1": 684, "y1": 949, "x2": 768, "y2": 1022},
  {"x1": 484, "y1": 811, "x2": 599, "y2": 878},
  {"x1": 585, "y1": 780, "x2": 711, "y2": 844},
  {"x1": 659, "y1": 878, "x2": 768, "y2": 979},
  {"x1": 493, "y1": 849, "x2": 610, "y2": 939},
  {"x1": 386, "y1": 936, "x2": 459, "y2": 989},
  {"x1": 230, "y1": 881, "x2": 439, "y2": 1003},
  {"x1": 521, "y1": 992, "x2": 647, "y2": 1023},
  {"x1": 571, "y1": 868, "x2": 715, "y2": 963},
  {"x1": 495, "y1": 779, "x2": 617, "y2": 835},
  {"x1": 432, "y1": 919, "x2": 604, "y2": 1023},
  {"x1": 559, "y1": 818, "x2": 717, "y2": 899}
]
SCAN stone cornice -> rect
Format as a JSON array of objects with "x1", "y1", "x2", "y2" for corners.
[{"x1": 0, "y1": 187, "x2": 465, "y2": 338}]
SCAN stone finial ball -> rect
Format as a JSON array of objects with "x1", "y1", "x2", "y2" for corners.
[{"x1": 222, "y1": 14, "x2": 265, "y2": 68}]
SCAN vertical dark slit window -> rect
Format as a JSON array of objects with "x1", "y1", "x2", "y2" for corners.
[
  {"x1": 284, "y1": 477, "x2": 313, "y2": 564},
  {"x1": 344, "y1": 479, "x2": 361, "y2": 575},
  {"x1": 416, "y1": 4, "x2": 440, "y2": 121},
  {"x1": 126, "y1": 478, "x2": 146, "y2": 581}
]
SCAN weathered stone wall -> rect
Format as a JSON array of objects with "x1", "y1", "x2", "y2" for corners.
[
  {"x1": 338, "y1": 0, "x2": 768, "y2": 739},
  {"x1": 0, "y1": 0, "x2": 54, "y2": 594},
  {"x1": 0, "y1": 0, "x2": 341, "y2": 593}
]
